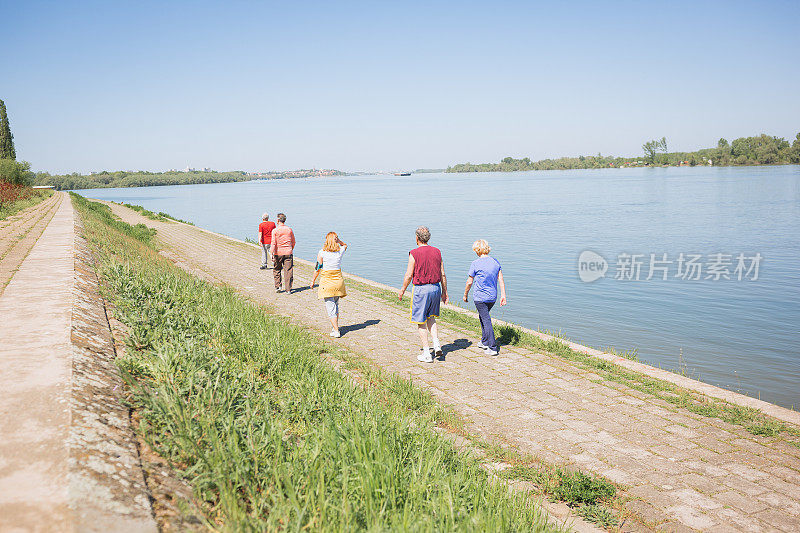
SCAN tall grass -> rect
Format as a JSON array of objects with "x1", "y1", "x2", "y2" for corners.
[
  {"x1": 122, "y1": 202, "x2": 194, "y2": 225},
  {"x1": 71, "y1": 193, "x2": 156, "y2": 243},
  {"x1": 74, "y1": 194, "x2": 558, "y2": 532}
]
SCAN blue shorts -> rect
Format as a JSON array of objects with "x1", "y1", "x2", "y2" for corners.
[{"x1": 410, "y1": 283, "x2": 441, "y2": 324}]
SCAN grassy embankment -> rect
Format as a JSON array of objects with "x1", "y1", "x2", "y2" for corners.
[
  {"x1": 121, "y1": 202, "x2": 194, "y2": 225},
  {"x1": 73, "y1": 193, "x2": 572, "y2": 531},
  {"x1": 346, "y1": 278, "x2": 800, "y2": 443},
  {"x1": 0, "y1": 185, "x2": 52, "y2": 220}
]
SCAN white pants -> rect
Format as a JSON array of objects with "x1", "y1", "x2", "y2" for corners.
[
  {"x1": 324, "y1": 297, "x2": 339, "y2": 317},
  {"x1": 261, "y1": 244, "x2": 272, "y2": 267}
]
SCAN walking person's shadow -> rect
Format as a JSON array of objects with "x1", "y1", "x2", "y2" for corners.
[
  {"x1": 339, "y1": 319, "x2": 380, "y2": 336},
  {"x1": 287, "y1": 286, "x2": 312, "y2": 294},
  {"x1": 437, "y1": 338, "x2": 472, "y2": 361}
]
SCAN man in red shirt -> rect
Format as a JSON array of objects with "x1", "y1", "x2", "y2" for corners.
[
  {"x1": 258, "y1": 213, "x2": 276, "y2": 270},
  {"x1": 397, "y1": 226, "x2": 448, "y2": 363}
]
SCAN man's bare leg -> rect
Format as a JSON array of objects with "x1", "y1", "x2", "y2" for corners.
[
  {"x1": 427, "y1": 317, "x2": 442, "y2": 355},
  {"x1": 417, "y1": 324, "x2": 430, "y2": 352}
]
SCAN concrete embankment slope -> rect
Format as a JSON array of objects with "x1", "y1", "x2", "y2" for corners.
[
  {"x1": 0, "y1": 193, "x2": 156, "y2": 532},
  {"x1": 103, "y1": 200, "x2": 800, "y2": 533}
]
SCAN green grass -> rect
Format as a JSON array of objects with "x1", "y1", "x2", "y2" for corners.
[
  {"x1": 71, "y1": 193, "x2": 156, "y2": 243},
  {"x1": 346, "y1": 277, "x2": 800, "y2": 441},
  {"x1": 0, "y1": 188, "x2": 52, "y2": 220},
  {"x1": 74, "y1": 194, "x2": 560, "y2": 532},
  {"x1": 120, "y1": 202, "x2": 194, "y2": 225},
  {"x1": 469, "y1": 440, "x2": 620, "y2": 527}
]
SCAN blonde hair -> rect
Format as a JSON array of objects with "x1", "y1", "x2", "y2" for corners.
[
  {"x1": 323, "y1": 232, "x2": 340, "y2": 252},
  {"x1": 472, "y1": 239, "x2": 490, "y2": 256}
]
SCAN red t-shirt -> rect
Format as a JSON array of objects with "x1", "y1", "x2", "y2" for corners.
[
  {"x1": 259, "y1": 221, "x2": 276, "y2": 244},
  {"x1": 410, "y1": 245, "x2": 442, "y2": 285}
]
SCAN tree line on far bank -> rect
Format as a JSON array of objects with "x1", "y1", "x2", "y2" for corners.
[
  {"x1": 33, "y1": 170, "x2": 253, "y2": 191},
  {"x1": 446, "y1": 132, "x2": 800, "y2": 173},
  {"x1": 32, "y1": 168, "x2": 347, "y2": 190}
]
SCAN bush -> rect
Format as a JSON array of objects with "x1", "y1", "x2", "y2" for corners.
[{"x1": 0, "y1": 159, "x2": 34, "y2": 186}]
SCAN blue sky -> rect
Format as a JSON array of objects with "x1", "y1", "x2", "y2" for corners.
[{"x1": 2, "y1": 0, "x2": 799, "y2": 173}]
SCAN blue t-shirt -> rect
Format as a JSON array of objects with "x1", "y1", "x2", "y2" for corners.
[{"x1": 468, "y1": 256, "x2": 501, "y2": 302}]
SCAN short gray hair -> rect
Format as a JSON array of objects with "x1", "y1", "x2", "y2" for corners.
[
  {"x1": 277, "y1": 213, "x2": 286, "y2": 223},
  {"x1": 262, "y1": 212, "x2": 269, "y2": 221},
  {"x1": 415, "y1": 226, "x2": 431, "y2": 243}
]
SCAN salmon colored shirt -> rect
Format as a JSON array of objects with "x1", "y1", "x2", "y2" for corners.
[{"x1": 270, "y1": 225, "x2": 296, "y2": 256}]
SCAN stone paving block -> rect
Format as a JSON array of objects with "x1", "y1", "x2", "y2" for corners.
[
  {"x1": 664, "y1": 504, "x2": 717, "y2": 530},
  {"x1": 765, "y1": 465, "x2": 800, "y2": 485},
  {"x1": 681, "y1": 460, "x2": 728, "y2": 478},
  {"x1": 719, "y1": 475, "x2": 770, "y2": 497},
  {"x1": 718, "y1": 462, "x2": 771, "y2": 482},
  {"x1": 691, "y1": 436, "x2": 738, "y2": 454},
  {"x1": 649, "y1": 456, "x2": 689, "y2": 476},
  {"x1": 714, "y1": 489, "x2": 769, "y2": 514},
  {"x1": 677, "y1": 472, "x2": 726, "y2": 495},
  {"x1": 753, "y1": 509, "x2": 800, "y2": 531},
  {"x1": 649, "y1": 444, "x2": 700, "y2": 462},
  {"x1": 758, "y1": 473, "x2": 800, "y2": 499},
  {"x1": 668, "y1": 488, "x2": 722, "y2": 511},
  {"x1": 722, "y1": 450, "x2": 778, "y2": 469}
]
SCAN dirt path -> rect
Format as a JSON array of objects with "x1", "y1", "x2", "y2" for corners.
[
  {"x1": 0, "y1": 192, "x2": 61, "y2": 295},
  {"x1": 104, "y1": 201, "x2": 800, "y2": 532}
]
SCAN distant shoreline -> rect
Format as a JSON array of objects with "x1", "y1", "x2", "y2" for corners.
[{"x1": 446, "y1": 131, "x2": 800, "y2": 173}]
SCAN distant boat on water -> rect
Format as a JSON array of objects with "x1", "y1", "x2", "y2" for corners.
[{"x1": 393, "y1": 172, "x2": 412, "y2": 176}]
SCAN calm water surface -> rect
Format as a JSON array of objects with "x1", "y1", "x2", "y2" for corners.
[{"x1": 78, "y1": 166, "x2": 800, "y2": 409}]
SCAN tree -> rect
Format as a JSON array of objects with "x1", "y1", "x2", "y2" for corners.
[
  {"x1": 0, "y1": 99, "x2": 15, "y2": 160},
  {"x1": 718, "y1": 138, "x2": 729, "y2": 149},
  {"x1": 0, "y1": 159, "x2": 33, "y2": 185},
  {"x1": 789, "y1": 133, "x2": 800, "y2": 164},
  {"x1": 642, "y1": 137, "x2": 668, "y2": 164}
]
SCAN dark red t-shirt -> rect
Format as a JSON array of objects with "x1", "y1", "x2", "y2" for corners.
[
  {"x1": 410, "y1": 245, "x2": 442, "y2": 285},
  {"x1": 259, "y1": 221, "x2": 276, "y2": 244}
]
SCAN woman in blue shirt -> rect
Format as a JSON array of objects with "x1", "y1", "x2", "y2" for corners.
[{"x1": 462, "y1": 239, "x2": 507, "y2": 355}]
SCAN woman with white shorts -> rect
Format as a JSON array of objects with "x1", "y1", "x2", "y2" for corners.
[{"x1": 310, "y1": 232, "x2": 348, "y2": 337}]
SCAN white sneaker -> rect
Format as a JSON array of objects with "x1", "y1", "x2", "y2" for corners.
[
  {"x1": 484, "y1": 347, "x2": 499, "y2": 356},
  {"x1": 432, "y1": 342, "x2": 443, "y2": 358},
  {"x1": 477, "y1": 341, "x2": 487, "y2": 349},
  {"x1": 417, "y1": 350, "x2": 434, "y2": 363},
  {"x1": 330, "y1": 329, "x2": 341, "y2": 338}
]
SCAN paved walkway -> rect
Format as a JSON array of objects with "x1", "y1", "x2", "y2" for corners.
[
  {"x1": 0, "y1": 193, "x2": 74, "y2": 530},
  {"x1": 106, "y1": 202, "x2": 800, "y2": 532},
  {"x1": 0, "y1": 194, "x2": 156, "y2": 533}
]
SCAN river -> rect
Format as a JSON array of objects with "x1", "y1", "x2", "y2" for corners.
[{"x1": 77, "y1": 165, "x2": 800, "y2": 409}]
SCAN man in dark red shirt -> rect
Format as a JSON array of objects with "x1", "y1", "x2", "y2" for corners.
[
  {"x1": 398, "y1": 226, "x2": 448, "y2": 363},
  {"x1": 258, "y1": 213, "x2": 276, "y2": 270}
]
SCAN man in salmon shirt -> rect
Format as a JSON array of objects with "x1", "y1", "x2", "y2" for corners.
[
  {"x1": 258, "y1": 212, "x2": 276, "y2": 270},
  {"x1": 270, "y1": 213, "x2": 296, "y2": 293},
  {"x1": 397, "y1": 226, "x2": 448, "y2": 363}
]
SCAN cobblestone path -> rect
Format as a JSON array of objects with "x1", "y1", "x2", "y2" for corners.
[{"x1": 105, "y1": 202, "x2": 800, "y2": 532}]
